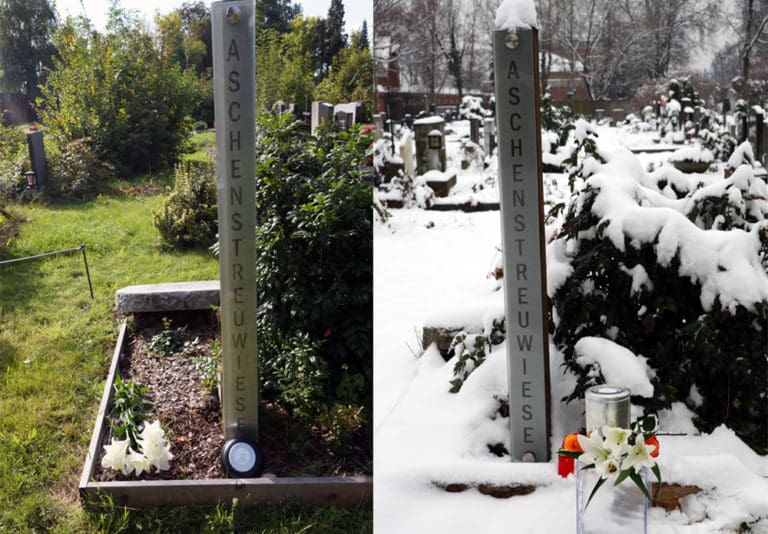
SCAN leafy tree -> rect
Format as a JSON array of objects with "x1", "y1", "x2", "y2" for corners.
[
  {"x1": 0, "y1": 0, "x2": 57, "y2": 105},
  {"x1": 256, "y1": 17, "x2": 316, "y2": 114},
  {"x1": 314, "y1": 35, "x2": 374, "y2": 119},
  {"x1": 155, "y1": 11, "x2": 186, "y2": 66},
  {"x1": 180, "y1": 2, "x2": 212, "y2": 71},
  {"x1": 38, "y1": 13, "x2": 197, "y2": 175},
  {"x1": 256, "y1": 0, "x2": 302, "y2": 34}
]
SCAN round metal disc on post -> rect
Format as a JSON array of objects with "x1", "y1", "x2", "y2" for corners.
[{"x1": 221, "y1": 439, "x2": 263, "y2": 478}]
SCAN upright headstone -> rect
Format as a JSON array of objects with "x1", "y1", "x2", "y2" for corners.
[
  {"x1": 399, "y1": 130, "x2": 416, "y2": 178},
  {"x1": 335, "y1": 110, "x2": 353, "y2": 131},
  {"x1": 311, "y1": 101, "x2": 335, "y2": 136},
  {"x1": 333, "y1": 102, "x2": 362, "y2": 130},
  {"x1": 413, "y1": 116, "x2": 445, "y2": 175},
  {"x1": 493, "y1": 27, "x2": 551, "y2": 462},
  {"x1": 470, "y1": 117, "x2": 481, "y2": 145},
  {"x1": 373, "y1": 114, "x2": 384, "y2": 142},
  {"x1": 212, "y1": 0, "x2": 261, "y2": 475},
  {"x1": 26, "y1": 130, "x2": 47, "y2": 187},
  {"x1": 483, "y1": 117, "x2": 496, "y2": 156}
]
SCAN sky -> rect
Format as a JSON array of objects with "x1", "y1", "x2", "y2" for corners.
[{"x1": 54, "y1": 0, "x2": 372, "y2": 38}]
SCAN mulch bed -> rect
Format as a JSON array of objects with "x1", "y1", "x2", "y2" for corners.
[{"x1": 94, "y1": 311, "x2": 372, "y2": 482}]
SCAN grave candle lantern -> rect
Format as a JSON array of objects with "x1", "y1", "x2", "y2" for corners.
[
  {"x1": 427, "y1": 130, "x2": 443, "y2": 150},
  {"x1": 584, "y1": 384, "x2": 631, "y2": 433}
]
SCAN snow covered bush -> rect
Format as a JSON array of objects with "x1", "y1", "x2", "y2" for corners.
[
  {"x1": 698, "y1": 126, "x2": 737, "y2": 163},
  {"x1": 549, "y1": 138, "x2": 768, "y2": 453},
  {"x1": 448, "y1": 319, "x2": 505, "y2": 393},
  {"x1": 541, "y1": 89, "x2": 573, "y2": 150},
  {"x1": 458, "y1": 95, "x2": 490, "y2": 121}
]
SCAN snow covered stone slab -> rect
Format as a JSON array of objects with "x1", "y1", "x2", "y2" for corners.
[
  {"x1": 423, "y1": 170, "x2": 457, "y2": 198},
  {"x1": 115, "y1": 281, "x2": 220, "y2": 313},
  {"x1": 421, "y1": 306, "x2": 504, "y2": 354}
]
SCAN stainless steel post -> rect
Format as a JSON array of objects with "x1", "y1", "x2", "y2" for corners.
[
  {"x1": 212, "y1": 0, "x2": 258, "y2": 445},
  {"x1": 492, "y1": 28, "x2": 551, "y2": 462}
]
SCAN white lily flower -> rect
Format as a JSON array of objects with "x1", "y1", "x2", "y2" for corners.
[
  {"x1": 601, "y1": 426, "x2": 631, "y2": 456},
  {"x1": 126, "y1": 448, "x2": 151, "y2": 476},
  {"x1": 139, "y1": 439, "x2": 174, "y2": 471},
  {"x1": 139, "y1": 420, "x2": 166, "y2": 444},
  {"x1": 596, "y1": 454, "x2": 623, "y2": 479},
  {"x1": 577, "y1": 431, "x2": 609, "y2": 466},
  {"x1": 621, "y1": 440, "x2": 656, "y2": 473},
  {"x1": 101, "y1": 438, "x2": 131, "y2": 475}
]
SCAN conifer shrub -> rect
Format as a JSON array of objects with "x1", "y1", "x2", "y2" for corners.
[{"x1": 549, "y1": 135, "x2": 768, "y2": 453}]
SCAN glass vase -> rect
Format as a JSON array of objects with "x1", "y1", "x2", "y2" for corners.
[{"x1": 576, "y1": 461, "x2": 649, "y2": 534}]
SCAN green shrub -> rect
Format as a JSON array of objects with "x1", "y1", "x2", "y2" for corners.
[
  {"x1": 47, "y1": 137, "x2": 114, "y2": 200},
  {"x1": 38, "y1": 15, "x2": 197, "y2": 176},
  {"x1": 155, "y1": 115, "x2": 372, "y2": 421},
  {"x1": 253, "y1": 115, "x2": 373, "y2": 418},
  {"x1": 153, "y1": 160, "x2": 217, "y2": 249},
  {"x1": 0, "y1": 121, "x2": 27, "y2": 194}
]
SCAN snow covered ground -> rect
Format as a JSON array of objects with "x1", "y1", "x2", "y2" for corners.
[{"x1": 373, "y1": 120, "x2": 768, "y2": 533}]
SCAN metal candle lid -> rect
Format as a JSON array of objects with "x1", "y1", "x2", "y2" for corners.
[{"x1": 585, "y1": 385, "x2": 631, "y2": 433}]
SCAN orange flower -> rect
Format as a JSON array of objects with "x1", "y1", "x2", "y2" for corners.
[
  {"x1": 562, "y1": 432, "x2": 583, "y2": 453},
  {"x1": 645, "y1": 436, "x2": 660, "y2": 458}
]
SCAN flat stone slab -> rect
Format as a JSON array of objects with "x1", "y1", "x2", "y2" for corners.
[
  {"x1": 423, "y1": 170, "x2": 457, "y2": 197},
  {"x1": 115, "y1": 280, "x2": 220, "y2": 313}
]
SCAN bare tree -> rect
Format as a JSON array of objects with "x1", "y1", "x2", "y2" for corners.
[{"x1": 735, "y1": 0, "x2": 768, "y2": 98}]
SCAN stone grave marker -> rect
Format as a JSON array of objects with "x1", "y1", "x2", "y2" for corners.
[
  {"x1": 470, "y1": 117, "x2": 481, "y2": 145},
  {"x1": 26, "y1": 129, "x2": 47, "y2": 187},
  {"x1": 413, "y1": 116, "x2": 446, "y2": 175},
  {"x1": 399, "y1": 130, "x2": 415, "y2": 178},
  {"x1": 373, "y1": 113, "x2": 384, "y2": 141},
  {"x1": 311, "y1": 101, "x2": 334, "y2": 136},
  {"x1": 483, "y1": 117, "x2": 496, "y2": 156}
]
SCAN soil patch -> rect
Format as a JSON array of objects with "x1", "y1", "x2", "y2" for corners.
[{"x1": 95, "y1": 311, "x2": 372, "y2": 481}]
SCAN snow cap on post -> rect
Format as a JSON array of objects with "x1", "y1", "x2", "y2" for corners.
[{"x1": 495, "y1": 0, "x2": 538, "y2": 30}]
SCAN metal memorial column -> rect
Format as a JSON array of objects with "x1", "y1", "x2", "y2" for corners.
[
  {"x1": 212, "y1": 0, "x2": 261, "y2": 476},
  {"x1": 492, "y1": 28, "x2": 552, "y2": 462}
]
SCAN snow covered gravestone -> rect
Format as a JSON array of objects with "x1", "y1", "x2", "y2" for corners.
[{"x1": 493, "y1": 0, "x2": 551, "y2": 462}]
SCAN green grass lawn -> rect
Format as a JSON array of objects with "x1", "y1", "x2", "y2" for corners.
[{"x1": 0, "y1": 192, "x2": 371, "y2": 533}]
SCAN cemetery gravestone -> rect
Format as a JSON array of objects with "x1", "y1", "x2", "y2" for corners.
[
  {"x1": 470, "y1": 118, "x2": 481, "y2": 145},
  {"x1": 26, "y1": 129, "x2": 47, "y2": 187},
  {"x1": 484, "y1": 117, "x2": 496, "y2": 157},
  {"x1": 399, "y1": 130, "x2": 416, "y2": 178},
  {"x1": 413, "y1": 116, "x2": 446, "y2": 175},
  {"x1": 373, "y1": 114, "x2": 384, "y2": 141},
  {"x1": 311, "y1": 101, "x2": 335, "y2": 136}
]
